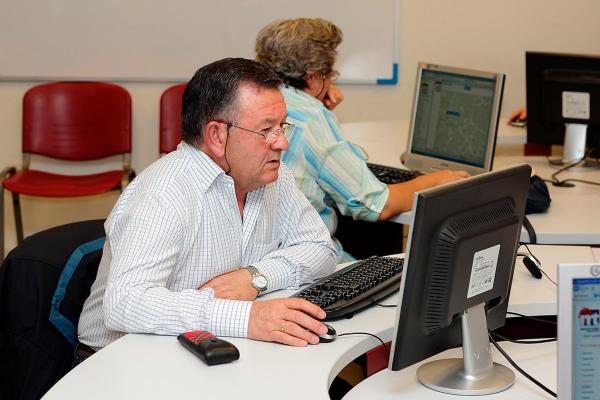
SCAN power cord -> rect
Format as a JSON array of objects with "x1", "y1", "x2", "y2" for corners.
[
  {"x1": 506, "y1": 311, "x2": 557, "y2": 325},
  {"x1": 549, "y1": 157, "x2": 585, "y2": 187},
  {"x1": 555, "y1": 177, "x2": 600, "y2": 187},
  {"x1": 547, "y1": 151, "x2": 600, "y2": 187},
  {"x1": 488, "y1": 332, "x2": 557, "y2": 398},
  {"x1": 490, "y1": 331, "x2": 556, "y2": 344},
  {"x1": 338, "y1": 332, "x2": 389, "y2": 361}
]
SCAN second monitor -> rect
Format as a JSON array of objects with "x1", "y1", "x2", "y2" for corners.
[
  {"x1": 526, "y1": 51, "x2": 600, "y2": 162},
  {"x1": 403, "y1": 63, "x2": 505, "y2": 175}
]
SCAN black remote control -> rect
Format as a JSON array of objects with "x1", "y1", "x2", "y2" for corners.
[{"x1": 177, "y1": 330, "x2": 240, "y2": 366}]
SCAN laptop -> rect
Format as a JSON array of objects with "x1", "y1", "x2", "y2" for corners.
[
  {"x1": 368, "y1": 63, "x2": 505, "y2": 183},
  {"x1": 558, "y1": 263, "x2": 600, "y2": 400}
]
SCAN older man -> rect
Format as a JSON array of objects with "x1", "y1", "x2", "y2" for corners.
[{"x1": 77, "y1": 58, "x2": 336, "y2": 356}]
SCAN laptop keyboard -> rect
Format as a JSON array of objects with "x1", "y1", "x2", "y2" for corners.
[{"x1": 367, "y1": 163, "x2": 422, "y2": 184}]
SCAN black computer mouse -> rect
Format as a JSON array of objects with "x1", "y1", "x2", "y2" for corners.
[
  {"x1": 510, "y1": 117, "x2": 527, "y2": 127},
  {"x1": 317, "y1": 323, "x2": 337, "y2": 343}
]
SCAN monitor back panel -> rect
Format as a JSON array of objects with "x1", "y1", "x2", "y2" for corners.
[{"x1": 404, "y1": 63, "x2": 505, "y2": 175}]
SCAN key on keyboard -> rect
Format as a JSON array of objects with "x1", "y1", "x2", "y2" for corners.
[
  {"x1": 367, "y1": 163, "x2": 421, "y2": 184},
  {"x1": 291, "y1": 256, "x2": 404, "y2": 320}
]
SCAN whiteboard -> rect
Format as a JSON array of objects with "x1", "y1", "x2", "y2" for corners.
[{"x1": 0, "y1": 0, "x2": 398, "y2": 85}]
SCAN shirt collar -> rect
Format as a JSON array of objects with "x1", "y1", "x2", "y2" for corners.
[
  {"x1": 179, "y1": 141, "x2": 231, "y2": 190},
  {"x1": 280, "y1": 84, "x2": 324, "y2": 108}
]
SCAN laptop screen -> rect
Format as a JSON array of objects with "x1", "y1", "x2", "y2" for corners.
[
  {"x1": 408, "y1": 66, "x2": 502, "y2": 171},
  {"x1": 572, "y1": 277, "x2": 600, "y2": 399}
]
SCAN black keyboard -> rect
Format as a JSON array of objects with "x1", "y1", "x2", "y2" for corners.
[
  {"x1": 367, "y1": 163, "x2": 422, "y2": 184},
  {"x1": 291, "y1": 256, "x2": 404, "y2": 320}
]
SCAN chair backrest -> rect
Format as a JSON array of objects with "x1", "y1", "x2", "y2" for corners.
[
  {"x1": 159, "y1": 83, "x2": 186, "y2": 154},
  {"x1": 0, "y1": 219, "x2": 105, "y2": 399},
  {"x1": 22, "y1": 82, "x2": 132, "y2": 160}
]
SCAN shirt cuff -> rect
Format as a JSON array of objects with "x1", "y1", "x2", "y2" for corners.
[
  {"x1": 351, "y1": 185, "x2": 389, "y2": 222},
  {"x1": 208, "y1": 298, "x2": 252, "y2": 337}
]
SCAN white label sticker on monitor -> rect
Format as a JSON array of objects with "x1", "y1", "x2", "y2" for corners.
[
  {"x1": 562, "y1": 91, "x2": 590, "y2": 120},
  {"x1": 467, "y1": 244, "x2": 500, "y2": 298}
]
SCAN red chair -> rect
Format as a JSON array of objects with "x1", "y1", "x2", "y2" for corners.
[
  {"x1": 1, "y1": 82, "x2": 134, "y2": 260},
  {"x1": 160, "y1": 83, "x2": 186, "y2": 155}
]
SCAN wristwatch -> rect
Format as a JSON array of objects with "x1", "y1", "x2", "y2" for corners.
[{"x1": 243, "y1": 266, "x2": 268, "y2": 293}]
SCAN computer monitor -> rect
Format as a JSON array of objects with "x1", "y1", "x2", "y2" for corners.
[
  {"x1": 558, "y1": 263, "x2": 600, "y2": 400},
  {"x1": 526, "y1": 51, "x2": 600, "y2": 162},
  {"x1": 389, "y1": 164, "x2": 531, "y2": 395},
  {"x1": 404, "y1": 63, "x2": 504, "y2": 175}
]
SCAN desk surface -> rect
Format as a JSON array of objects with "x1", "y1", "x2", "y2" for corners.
[
  {"x1": 346, "y1": 342, "x2": 557, "y2": 400},
  {"x1": 43, "y1": 245, "x2": 595, "y2": 400},
  {"x1": 341, "y1": 120, "x2": 600, "y2": 245}
]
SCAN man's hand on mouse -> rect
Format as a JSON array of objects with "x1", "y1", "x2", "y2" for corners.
[{"x1": 248, "y1": 298, "x2": 328, "y2": 346}]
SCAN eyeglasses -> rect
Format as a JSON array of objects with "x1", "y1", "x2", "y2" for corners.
[{"x1": 216, "y1": 120, "x2": 296, "y2": 145}]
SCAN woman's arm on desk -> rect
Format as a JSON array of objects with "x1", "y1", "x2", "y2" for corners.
[{"x1": 378, "y1": 170, "x2": 470, "y2": 220}]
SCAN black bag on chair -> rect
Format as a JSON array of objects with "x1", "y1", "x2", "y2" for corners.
[{"x1": 0, "y1": 220, "x2": 105, "y2": 400}]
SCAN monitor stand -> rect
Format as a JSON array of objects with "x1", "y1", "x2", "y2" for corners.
[
  {"x1": 416, "y1": 304, "x2": 515, "y2": 395},
  {"x1": 563, "y1": 123, "x2": 587, "y2": 163}
]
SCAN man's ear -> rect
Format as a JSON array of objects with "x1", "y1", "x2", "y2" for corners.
[{"x1": 202, "y1": 121, "x2": 227, "y2": 158}]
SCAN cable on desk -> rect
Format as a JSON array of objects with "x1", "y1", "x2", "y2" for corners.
[
  {"x1": 521, "y1": 217, "x2": 537, "y2": 244},
  {"x1": 546, "y1": 152, "x2": 600, "y2": 187},
  {"x1": 550, "y1": 157, "x2": 585, "y2": 187},
  {"x1": 506, "y1": 311, "x2": 557, "y2": 325},
  {"x1": 490, "y1": 331, "x2": 556, "y2": 344},
  {"x1": 338, "y1": 332, "x2": 389, "y2": 362},
  {"x1": 488, "y1": 332, "x2": 557, "y2": 398},
  {"x1": 519, "y1": 243, "x2": 557, "y2": 286},
  {"x1": 558, "y1": 178, "x2": 600, "y2": 186}
]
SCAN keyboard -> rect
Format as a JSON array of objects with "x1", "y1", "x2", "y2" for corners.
[
  {"x1": 291, "y1": 256, "x2": 404, "y2": 320},
  {"x1": 367, "y1": 163, "x2": 422, "y2": 184}
]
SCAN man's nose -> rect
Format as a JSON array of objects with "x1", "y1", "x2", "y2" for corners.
[{"x1": 271, "y1": 133, "x2": 289, "y2": 151}]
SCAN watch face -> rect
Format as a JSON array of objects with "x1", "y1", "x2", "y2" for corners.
[{"x1": 253, "y1": 275, "x2": 268, "y2": 290}]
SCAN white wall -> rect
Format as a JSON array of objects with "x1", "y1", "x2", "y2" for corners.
[{"x1": 2, "y1": 0, "x2": 600, "y2": 254}]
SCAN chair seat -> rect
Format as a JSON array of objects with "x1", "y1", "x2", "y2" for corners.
[{"x1": 3, "y1": 169, "x2": 122, "y2": 197}]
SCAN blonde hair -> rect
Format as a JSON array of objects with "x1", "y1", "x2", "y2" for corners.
[{"x1": 255, "y1": 18, "x2": 342, "y2": 89}]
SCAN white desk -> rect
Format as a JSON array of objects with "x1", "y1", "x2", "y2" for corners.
[
  {"x1": 593, "y1": 247, "x2": 600, "y2": 262},
  {"x1": 341, "y1": 120, "x2": 600, "y2": 245},
  {"x1": 43, "y1": 245, "x2": 594, "y2": 400},
  {"x1": 346, "y1": 342, "x2": 557, "y2": 400}
]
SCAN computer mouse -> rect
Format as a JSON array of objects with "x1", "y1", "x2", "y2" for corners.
[
  {"x1": 510, "y1": 117, "x2": 527, "y2": 127},
  {"x1": 317, "y1": 323, "x2": 337, "y2": 343}
]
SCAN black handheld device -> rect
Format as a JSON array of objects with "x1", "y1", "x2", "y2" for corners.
[
  {"x1": 177, "y1": 330, "x2": 240, "y2": 366},
  {"x1": 522, "y1": 254, "x2": 543, "y2": 279}
]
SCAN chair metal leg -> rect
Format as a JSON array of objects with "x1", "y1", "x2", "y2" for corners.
[
  {"x1": 1, "y1": 187, "x2": 4, "y2": 261},
  {"x1": 1, "y1": 167, "x2": 16, "y2": 261},
  {"x1": 12, "y1": 192, "x2": 23, "y2": 245}
]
